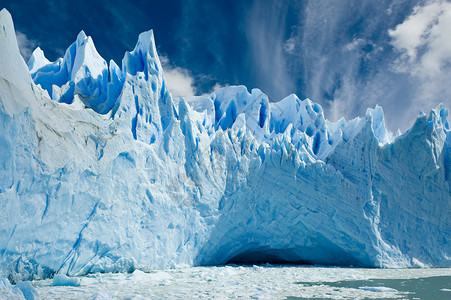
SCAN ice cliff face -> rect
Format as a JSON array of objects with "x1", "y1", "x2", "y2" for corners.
[{"x1": 0, "y1": 9, "x2": 450, "y2": 282}]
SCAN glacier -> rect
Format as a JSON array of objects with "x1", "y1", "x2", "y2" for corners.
[{"x1": 0, "y1": 8, "x2": 450, "y2": 283}]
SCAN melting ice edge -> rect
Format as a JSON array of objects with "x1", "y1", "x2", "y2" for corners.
[{"x1": 0, "y1": 9, "x2": 450, "y2": 282}]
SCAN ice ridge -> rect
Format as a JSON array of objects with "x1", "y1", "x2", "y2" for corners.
[{"x1": 0, "y1": 8, "x2": 450, "y2": 283}]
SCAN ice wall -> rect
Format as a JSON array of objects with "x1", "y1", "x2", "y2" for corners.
[{"x1": 0, "y1": 9, "x2": 450, "y2": 282}]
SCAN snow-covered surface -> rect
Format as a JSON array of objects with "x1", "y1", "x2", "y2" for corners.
[
  {"x1": 29, "y1": 266, "x2": 451, "y2": 299},
  {"x1": 0, "y1": 7, "x2": 450, "y2": 283}
]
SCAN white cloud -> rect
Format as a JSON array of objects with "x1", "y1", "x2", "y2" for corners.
[
  {"x1": 15, "y1": 31, "x2": 37, "y2": 61},
  {"x1": 389, "y1": 0, "x2": 451, "y2": 77},
  {"x1": 344, "y1": 38, "x2": 366, "y2": 51},
  {"x1": 210, "y1": 82, "x2": 229, "y2": 92},
  {"x1": 160, "y1": 56, "x2": 196, "y2": 98},
  {"x1": 283, "y1": 37, "x2": 296, "y2": 53},
  {"x1": 160, "y1": 55, "x2": 228, "y2": 98},
  {"x1": 388, "y1": 0, "x2": 451, "y2": 126},
  {"x1": 164, "y1": 67, "x2": 195, "y2": 98}
]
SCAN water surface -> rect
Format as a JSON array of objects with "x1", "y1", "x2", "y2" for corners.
[{"x1": 32, "y1": 266, "x2": 451, "y2": 299}]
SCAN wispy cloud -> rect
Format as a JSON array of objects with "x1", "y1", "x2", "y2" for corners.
[
  {"x1": 285, "y1": 0, "x2": 389, "y2": 125},
  {"x1": 210, "y1": 82, "x2": 230, "y2": 92},
  {"x1": 268, "y1": 0, "x2": 446, "y2": 132},
  {"x1": 244, "y1": 1, "x2": 296, "y2": 100},
  {"x1": 243, "y1": 0, "x2": 398, "y2": 126},
  {"x1": 15, "y1": 30, "x2": 37, "y2": 61}
]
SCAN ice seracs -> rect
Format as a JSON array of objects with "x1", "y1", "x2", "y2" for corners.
[
  {"x1": 0, "y1": 8, "x2": 450, "y2": 283},
  {"x1": 27, "y1": 47, "x2": 50, "y2": 75},
  {"x1": 112, "y1": 29, "x2": 173, "y2": 144},
  {"x1": 29, "y1": 30, "x2": 110, "y2": 112}
]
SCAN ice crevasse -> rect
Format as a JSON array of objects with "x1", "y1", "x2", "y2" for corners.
[{"x1": 0, "y1": 9, "x2": 450, "y2": 282}]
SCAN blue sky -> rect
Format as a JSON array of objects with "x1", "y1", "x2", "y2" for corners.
[{"x1": 3, "y1": 0, "x2": 451, "y2": 131}]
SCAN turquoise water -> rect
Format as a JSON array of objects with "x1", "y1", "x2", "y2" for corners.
[{"x1": 290, "y1": 275, "x2": 451, "y2": 299}]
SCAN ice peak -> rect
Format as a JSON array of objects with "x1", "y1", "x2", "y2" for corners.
[
  {"x1": 0, "y1": 8, "x2": 36, "y2": 115},
  {"x1": 28, "y1": 47, "x2": 50, "y2": 75},
  {"x1": 0, "y1": 8, "x2": 13, "y2": 26},
  {"x1": 24, "y1": 24, "x2": 171, "y2": 120},
  {"x1": 28, "y1": 29, "x2": 111, "y2": 112},
  {"x1": 122, "y1": 29, "x2": 161, "y2": 77},
  {"x1": 430, "y1": 103, "x2": 449, "y2": 130},
  {"x1": 65, "y1": 30, "x2": 106, "y2": 81},
  {"x1": 366, "y1": 105, "x2": 392, "y2": 144},
  {"x1": 76, "y1": 30, "x2": 87, "y2": 43},
  {"x1": 71, "y1": 31, "x2": 107, "y2": 82}
]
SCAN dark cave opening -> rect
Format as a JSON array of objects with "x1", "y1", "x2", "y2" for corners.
[{"x1": 225, "y1": 248, "x2": 313, "y2": 266}]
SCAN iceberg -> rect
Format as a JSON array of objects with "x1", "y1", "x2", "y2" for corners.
[
  {"x1": 0, "y1": 8, "x2": 450, "y2": 283},
  {"x1": 52, "y1": 274, "x2": 81, "y2": 287}
]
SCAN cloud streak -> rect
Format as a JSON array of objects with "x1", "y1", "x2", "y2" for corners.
[
  {"x1": 248, "y1": 0, "x2": 447, "y2": 131},
  {"x1": 15, "y1": 30, "x2": 37, "y2": 61},
  {"x1": 243, "y1": 0, "x2": 398, "y2": 126},
  {"x1": 244, "y1": 1, "x2": 297, "y2": 100}
]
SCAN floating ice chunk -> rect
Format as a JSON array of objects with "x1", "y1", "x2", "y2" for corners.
[
  {"x1": 358, "y1": 286, "x2": 398, "y2": 293},
  {"x1": 53, "y1": 274, "x2": 81, "y2": 287},
  {"x1": 126, "y1": 270, "x2": 148, "y2": 281},
  {"x1": 126, "y1": 270, "x2": 172, "y2": 282}
]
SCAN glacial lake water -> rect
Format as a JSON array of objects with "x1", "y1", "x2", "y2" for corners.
[{"x1": 32, "y1": 266, "x2": 451, "y2": 299}]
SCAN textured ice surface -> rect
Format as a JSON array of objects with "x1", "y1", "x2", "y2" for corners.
[
  {"x1": 30, "y1": 267, "x2": 451, "y2": 299},
  {"x1": 0, "y1": 8, "x2": 450, "y2": 283},
  {"x1": 0, "y1": 278, "x2": 39, "y2": 300}
]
